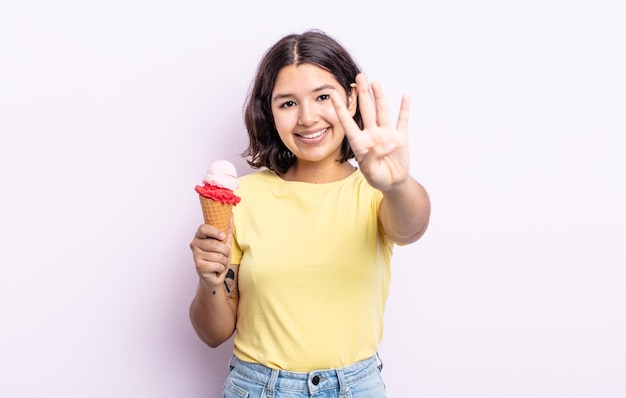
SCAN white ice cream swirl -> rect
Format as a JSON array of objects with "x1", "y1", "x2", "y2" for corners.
[{"x1": 202, "y1": 160, "x2": 240, "y2": 190}]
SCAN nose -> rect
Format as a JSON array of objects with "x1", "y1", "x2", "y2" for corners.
[{"x1": 297, "y1": 102, "x2": 318, "y2": 126}]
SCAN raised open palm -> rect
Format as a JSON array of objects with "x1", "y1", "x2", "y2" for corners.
[{"x1": 331, "y1": 73, "x2": 411, "y2": 193}]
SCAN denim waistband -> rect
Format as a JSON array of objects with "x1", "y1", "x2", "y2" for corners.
[{"x1": 229, "y1": 354, "x2": 383, "y2": 396}]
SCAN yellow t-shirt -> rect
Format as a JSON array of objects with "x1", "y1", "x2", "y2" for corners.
[{"x1": 231, "y1": 168, "x2": 393, "y2": 371}]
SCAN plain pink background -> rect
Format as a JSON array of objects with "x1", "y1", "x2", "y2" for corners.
[{"x1": 1, "y1": 1, "x2": 625, "y2": 396}]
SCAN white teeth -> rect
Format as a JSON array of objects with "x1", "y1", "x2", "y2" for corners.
[{"x1": 300, "y1": 128, "x2": 327, "y2": 139}]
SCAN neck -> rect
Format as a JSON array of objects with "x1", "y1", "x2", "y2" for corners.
[{"x1": 279, "y1": 160, "x2": 356, "y2": 184}]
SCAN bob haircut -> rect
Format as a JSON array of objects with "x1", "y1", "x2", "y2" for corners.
[{"x1": 242, "y1": 30, "x2": 363, "y2": 174}]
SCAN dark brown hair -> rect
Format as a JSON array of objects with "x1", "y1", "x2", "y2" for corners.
[{"x1": 242, "y1": 30, "x2": 363, "y2": 173}]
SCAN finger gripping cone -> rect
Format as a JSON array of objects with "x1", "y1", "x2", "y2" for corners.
[{"x1": 199, "y1": 196, "x2": 232, "y2": 239}]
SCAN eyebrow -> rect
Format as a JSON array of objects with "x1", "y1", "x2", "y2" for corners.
[{"x1": 272, "y1": 84, "x2": 338, "y2": 103}]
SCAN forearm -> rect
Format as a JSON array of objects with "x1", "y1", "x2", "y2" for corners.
[
  {"x1": 189, "y1": 281, "x2": 236, "y2": 348},
  {"x1": 380, "y1": 177, "x2": 431, "y2": 245}
]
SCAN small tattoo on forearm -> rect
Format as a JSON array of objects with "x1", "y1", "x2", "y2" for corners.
[
  {"x1": 224, "y1": 268, "x2": 238, "y2": 300},
  {"x1": 224, "y1": 269, "x2": 235, "y2": 293}
]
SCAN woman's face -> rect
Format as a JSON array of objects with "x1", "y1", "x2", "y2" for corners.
[{"x1": 271, "y1": 63, "x2": 357, "y2": 167}]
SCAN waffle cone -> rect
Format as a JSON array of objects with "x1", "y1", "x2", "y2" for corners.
[{"x1": 199, "y1": 195, "x2": 233, "y2": 239}]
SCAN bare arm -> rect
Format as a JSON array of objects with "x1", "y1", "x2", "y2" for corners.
[
  {"x1": 379, "y1": 177, "x2": 430, "y2": 244},
  {"x1": 188, "y1": 219, "x2": 239, "y2": 347}
]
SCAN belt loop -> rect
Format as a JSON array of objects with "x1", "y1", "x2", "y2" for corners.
[
  {"x1": 376, "y1": 352, "x2": 384, "y2": 371},
  {"x1": 336, "y1": 367, "x2": 348, "y2": 397},
  {"x1": 265, "y1": 368, "x2": 279, "y2": 398}
]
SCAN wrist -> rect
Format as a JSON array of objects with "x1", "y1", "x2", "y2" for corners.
[
  {"x1": 381, "y1": 176, "x2": 414, "y2": 197},
  {"x1": 197, "y1": 278, "x2": 223, "y2": 296}
]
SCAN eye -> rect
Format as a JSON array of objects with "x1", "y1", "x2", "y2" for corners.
[
  {"x1": 317, "y1": 94, "x2": 330, "y2": 101},
  {"x1": 280, "y1": 100, "x2": 296, "y2": 108}
]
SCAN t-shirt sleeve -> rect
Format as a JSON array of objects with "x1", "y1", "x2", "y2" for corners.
[{"x1": 231, "y1": 229, "x2": 242, "y2": 265}]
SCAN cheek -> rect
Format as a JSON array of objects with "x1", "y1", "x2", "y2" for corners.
[
  {"x1": 323, "y1": 108, "x2": 343, "y2": 128},
  {"x1": 273, "y1": 116, "x2": 291, "y2": 135},
  {"x1": 272, "y1": 113, "x2": 297, "y2": 141},
  {"x1": 271, "y1": 109, "x2": 286, "y2": 130}
]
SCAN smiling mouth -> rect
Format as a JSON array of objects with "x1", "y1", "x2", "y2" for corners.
[{"x1": 296, "y1": 128, "x2": 328, "y2": 139}]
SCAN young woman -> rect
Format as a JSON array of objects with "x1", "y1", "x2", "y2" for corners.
[{"x1": 189, "y1": 29, "x2": 430, "y2": 397}]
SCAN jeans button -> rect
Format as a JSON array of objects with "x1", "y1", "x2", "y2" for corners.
[{"x1": 312, "y1": 375, "x2": 320, "y2": 385}]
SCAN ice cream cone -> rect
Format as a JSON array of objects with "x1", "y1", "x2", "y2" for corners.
[
  {"x1": 195, "y1": 159, "x2": 240, "y2": 241},
  {"x1": 199, "y1": 195, "x2": 232, "y2": 240}
]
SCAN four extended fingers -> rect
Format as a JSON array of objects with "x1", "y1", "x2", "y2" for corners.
[{"x1": 336, "y1": 73, "x2": 409, "y2": 133}]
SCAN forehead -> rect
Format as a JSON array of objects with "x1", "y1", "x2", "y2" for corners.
[{"x1": 272, "y1": 63, "x2": 340, "y2": 93}]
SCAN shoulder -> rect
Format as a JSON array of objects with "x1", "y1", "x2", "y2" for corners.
[
  {"x1": 239, "y1": 169, "x2": 276, "y2": 183},
  {"x1": 234, "y1": 169, "x2": 280, "y2": 202},
  {"x1": 351, "y1": 168, "x2": 384, "y2": 202},
  {"x1": 238, "y1": 169, "x2": 277, "y2": 188}
]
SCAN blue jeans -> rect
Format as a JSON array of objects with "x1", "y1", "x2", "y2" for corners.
[{"x1": 223, "y1": 355, "x2": 386, "y2": 397}]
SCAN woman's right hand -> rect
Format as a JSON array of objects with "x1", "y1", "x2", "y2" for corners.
[
  {"x1": 189, "y1": 216, "x2": 233, "y2": 290},
  {"x1": 189, "y1": 216, "x2": 238, "y2": 347}
]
